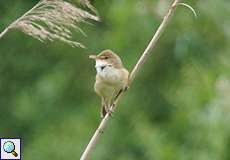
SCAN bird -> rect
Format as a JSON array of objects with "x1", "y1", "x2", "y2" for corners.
[{"x1": 89, "y1": 50, "x2": 129, "y2": 118}]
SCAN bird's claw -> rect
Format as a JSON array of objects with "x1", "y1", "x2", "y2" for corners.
[
  {"x1": 106, "y1": 105, "x2": 115, "y2": 117},
  {"x1": 108, "y1": 109, "x2": 114, "y2": 117}
]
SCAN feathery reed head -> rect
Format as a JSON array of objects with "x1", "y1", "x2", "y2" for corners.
[{"x1": 10, "y1": 0, "x2": 99, "y2": 48}]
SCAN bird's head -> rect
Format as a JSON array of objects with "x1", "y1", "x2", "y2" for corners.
[{"x1": 89, "y1": 50, "x2": 123, "y2": 68}]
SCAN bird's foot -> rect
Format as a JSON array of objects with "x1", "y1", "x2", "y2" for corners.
[
  {"x1": 108, "y1": 108, "x2": 114, "y2": 117},
  {"x1": 107, "y1": 105, "x2": 115, "y2": 117}
]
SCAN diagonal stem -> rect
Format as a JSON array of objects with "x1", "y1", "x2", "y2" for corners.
[{"x1": 80, "y1": 0, "x2": 182, "y2": 160}]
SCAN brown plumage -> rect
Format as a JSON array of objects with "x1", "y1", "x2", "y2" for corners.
[{"x1": 89, "y1": 50, "x2": 129, "y2": 117}]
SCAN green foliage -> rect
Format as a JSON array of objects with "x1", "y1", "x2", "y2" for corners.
[{"x1": 0, "y1": 0, "x2": 229, "y2": 159}]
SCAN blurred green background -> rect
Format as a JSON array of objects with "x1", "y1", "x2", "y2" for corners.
[{"x1": 0, "y1": 0, "x2": 230, "y2": 159}]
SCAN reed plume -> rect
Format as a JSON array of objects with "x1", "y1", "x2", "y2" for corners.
[{"x1": 0, "y1": 0, "x2": 99, "y2": 48}]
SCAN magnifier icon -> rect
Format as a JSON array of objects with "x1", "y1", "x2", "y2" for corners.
[{"x1": 3, "y1": 141, "x2": 18, "y2": 157}]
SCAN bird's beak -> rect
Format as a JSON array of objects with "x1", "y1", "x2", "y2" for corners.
[{"x1": 89, "y1": 55, "x2": 97, "y2": 60}]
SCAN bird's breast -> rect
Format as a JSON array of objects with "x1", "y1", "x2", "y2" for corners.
[
  {"x1": 97, "y1": 66, "x2": 122, "y2": 84},
  {"x1": 94, "y1": 67, "x2": 127, "y2": 99}
]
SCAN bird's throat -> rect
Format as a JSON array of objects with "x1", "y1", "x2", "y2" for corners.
[
  {"x1": 96, "y1": 65, "x2": 107, "y2": 73},
  {"x1": 95, "y1": 60, "x2": 109, "y2": 73}
]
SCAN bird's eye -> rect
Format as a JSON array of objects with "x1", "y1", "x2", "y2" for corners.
[{"x1": 104, "y1": 56, "x2": 109, "y2": 59}]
